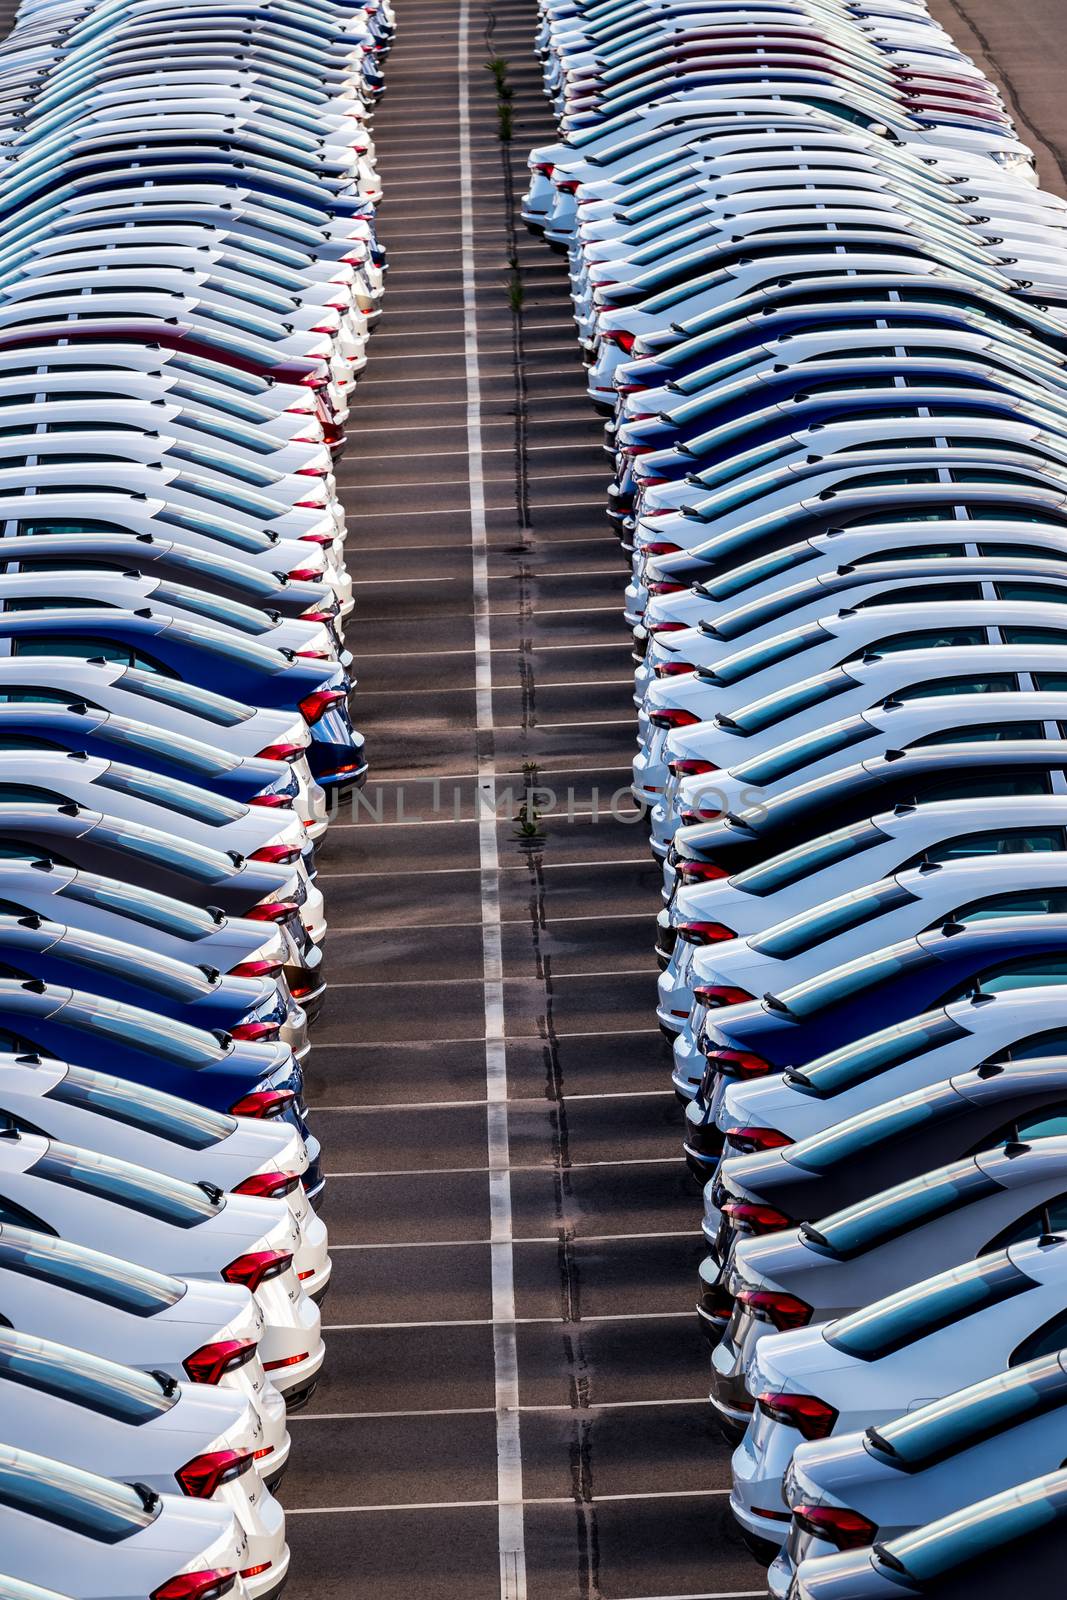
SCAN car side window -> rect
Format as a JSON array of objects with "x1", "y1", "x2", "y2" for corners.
[
  {"x1": 1010, "y1": 1307, "x2": 1067, "y2": 1366},
  {"x1": 0, "y1": 1192, "x2": 55, "y2": 1234}
]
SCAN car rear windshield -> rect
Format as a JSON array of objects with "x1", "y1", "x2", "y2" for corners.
[
  {"x1": 775, "y1": 940, "x2": 931, "y2": 1020},
  {"x1": 731, "y1": 819, "x2": 890, "y2": 897},
  {"x1": 734, "y1": 720, "x2": 878, "y2": 788},
  {"x1": 881, "y1": 1473, "x2": 1067, "y2": 1583},
  {"x1": 96, "y1": 718, "x2": 238, "y2": 779},
  {"x1": 0, "y1": 1449, "x2": 159, "y2": 1543},
  {"x1": 96, "y1": 766, "x2": 246, "y2": 825},
  {"x1": 0, "y1": 1329, "x2": 175, "y2": 1424},
  {"x1": 119, "y1": 666, "x2": 252, "y2": 725},
  {"x1": 47, "y1": 1066, "x2": 235, "y2": 1151},
  {"x1": 803, "y1": 1161, "x2": 1003, "y2": 1262},
  {"x1": 698, "y1": 621, "x2": 833, "y2": 686},
  {"x1": 90, "y1": 821, "x2": 234, "y2": 885},
  {"x1": 826, "y1": 1253, "x2": 1036, "y2": 1362},
  {"x1": 58, "y1": 874, "x2": 221, "y2": 939},
  {"x1": 723, "y1": 668, "x2": 857, "y2": 736},
  {"x1": 867, "y1": 1353, "x2": 1067, "y2": 1473},
  {"x1": 750, "y1": 881, "x2": 919, "y2": 960},
  {"x1": 31, "y1": 928, "x2": 214, "y2": 1001},
  {"x1": 62, "y1": 997, "x2": 224, "y2": 1070},
  {"x1": 789, "y1": 1084, "x2": 955, "y2": 1174},
  {"x1": 791, "y1": 1012, "x2": 970, "y2": 1098},
  {"x1": 0, "y1": 1224, "x2": 183, "y2": 1315},
  {"x1": 30, "y1": 1142, "x2": 222, "y2": 1228}
]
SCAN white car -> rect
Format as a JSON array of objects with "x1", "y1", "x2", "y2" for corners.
[
  {"x1": 731, "y1": 1236, "x2": 1067, "y2": 1554},
  {"x1": 0, "y1": 1054, "x2": 330, "y2": 1300},
  {"x1": 0, "y1": 1441, "x2": 252, "y2": 1600},
  {"x1": 0, "y1": 1131, "x2": 323, "y2": 1406},
  {"x1": 0, "y1": 1328, "x2": 287, "y2": 1598}
]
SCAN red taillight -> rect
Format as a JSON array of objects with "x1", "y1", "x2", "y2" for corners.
[
  {"x1": 757, "y1": 1391, "x2": 838, "y2": 1441},
  {"x1": 151, "y1": 1571, "x2": 237, "y2": 1600},
  {"x1": 654, "y1": 661, "x2": 695, "y2": 677},
  {"x1": 295, "y1": 497, "x2": 328, "y2": 509},
  {"x1": 229, "y1": 1021, "x2": 281, "y2": 1043},
  {"x1": 649, "y1": 708, "x2": 700, "y2": 729},
  {"x1": 223, "y1": 1249, "x2": 294, "y2": 1293},
  {"x1": 726, "y1": 1125, "x2": 793, "y2": 1154},
  {"x1": 287, "y1": 566, "x2": 322, "y2": 582},
  {"x1": 669, "y1": 758, "x2": 719, "y2": 777},
  {"x1": 295, "y1": 649, "x2": 332, "y2": 661},
  {"x1": 176, "y1": 1448, "x2": 254, "y2": 1498},
  {"x1": 250, "y1": 843, "x2": 302, "y2": 865},
  {"x1": 230, "y1": 958, "x2": 284, "y2": 980},
  {"x1": 693, "y1": 984, "x2": 754, "y2": 1008},
  {"x1": 230, "y1": 1089, "x2": 295, "y2": 1120},
  {"x1": 534, "y1": 161, "x2": 554, "y2": 175},
  {"x1": 675, "y1": 860, "x2": 728, "y2": 885},
  {"x1": 246, "y1": 901, "x2": 299, "y2": 924},
  {"x1": 250, "y1": 794, "x2": 294, "y2": 809},
  {"x1": 647, "y1": 580, "x2": 687, "y2": 596},
  {"x1": 676, "y1": 921, "x2": 734, "y2": 946},
  {"x1": 648, "y1": 622, "x2": 688, "y2": 636},
  {"x1": 643, "y1": 541, "x2": 682, "y2": 556},
  {"x1": 297, "y1": 466, "x2": 328, "y2": 477},
  {"x1": 263, "y1": 1350, "x2": 310, "y2": 1372},
  {"x1": 298, "y1": 531, "x2": 335, "y2": 546},
  {"x1": 299, "y1": 687, "x2": 346, "y2": 725},
  {"x1": 602, "y1": 329, "x2": 636, "y2": 352},
  {"x1": 256, "y1": 742, "x2": 305, "y2": 762},
  {"x1": 680, "y1": 804, "x2": 728, "y2": 825},
  {"x1": 288, "y1": 978, "x2": 316, "y2": 999},
  {"x1": 736, "y1": 1289, "x2": 812, "y2": 1332},
  {"x1": 792, "y1": 1503, "x2": 877, "y2": 1550},
  {"x1": 722, "y1": 1200, "x2": 793, "y2": 1237},
  {"x1": 301, "y1": 608, "x2": 337, "y2": 623},
  {"x1": 557, "y1": 177, "x2": 581, "y2": 194},
  {"x1": 708, "y1": 1048, "x2": 773, "y2": 1081},
  {"x1": 240, "y1": 1565, "x2": 272, "y2": 1582},
  {"x1": 183, "y1": 1338, "x2": 258, "y2": 1385},
  {"x1": 233, "y1": 1170, "x2": 301, "y2": 1200}
]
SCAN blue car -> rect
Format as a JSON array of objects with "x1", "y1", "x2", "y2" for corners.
[
  {"x1": 0, "y1": 607, "x2": 364, "y2": 787},
  {"x1": 0, "y1": 977, "x2": 322, "y2": 1199}
]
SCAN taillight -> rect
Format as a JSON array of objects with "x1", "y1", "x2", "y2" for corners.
[
  {"x1": 240, "y1": 1565, "x2": 272, "y2": 1582},
  {"x1": 246, "y1": 901, "x2": 299, "y2": 924},
  {"x1": 300, "y1": 687, "x2": 347, "y2": 725},
  {"x1": 183, "y1": 1338, "x2": 258, "y2": 1385},
  {"x1": 792, "y1": 1503, "x2": 877, "y2": 1550},
  {"x1": 647, "y1": 580, "x2": 687, "y2": 596},
  {"x1": 643, "y1": 541, "x2": 682, "y2": 557},
  {"x1": 256, "y1": 743, "x2": 305, "y2": 762},
  {"x1": 534, "y1": 161, "x2": 554, "y2": 176},
  {"x1": 648, "y1": 622, "x2": 688, "y2": 636},
  {"x1": 176, "y1": 1448, "x2": 254, "y2": 1498},
  {"x1": 654, "y1": 661, "x2": 695, "y2": 678},
  {"x1": 722, "y1": 1200, "x2": 793, "y2": 1237},
  {"x1": 229, "y1": 1021, "x2": 281, "y2": 1043},
  {"x1": 230, "y1": 1089, "x2": 295, "y2": 1120},
  {"x1": 669, "y1": 759, "x2": 719, "y2": 777},
  {"x1": 230, "y1": 958, "x2": 284, "y2": 979},
  {"x1": 602, "y1": 329, "x2": 636, "y2": 352},
  {"x1": 676, "y1": 921, "x2": 734, "y2": 946},
  {"x1": 297, "y1": 531, "x2": 335, "y2": 546},
  {"x1": 757, "y1": 1391, "x2": 838, "y2": 1441},
  {"x1": 693, "y1": 984, "x2": 754, "y2": 1008},
  {"x1": 557, "y1": 177, "x2": 580, "y2": 194},
  {"x1": 151, "y1": 1571, "x2": 237, "y2": 1600},
  {"x1": 250, "y1": 794, "x2": 294, "y2": 810},
  {"x1": 649, "y1": 708, "x2": 700, "y2": 729},
  {"x1": 707, "y1": 1048, "x2": 772, "y2": 1081},
  {"x1": 675, "y1": 861, "x2": 728, "y2": 885},
  {"x1": 295, "y1": 649, "x2": 332, "y2": 661},
  {"x1": 680, "y1": 804, "x2": 727, "y2": 825},
  {"x1": 233, "y1": 1170, "x2": 301, "y2": 1200},
  {"x1": 263, "y1": 1350, "x2": 310, "y2": 1372},
  {"x1": 735, "y1": 1289, "x2": 812, "y2": 1332},
  {"x1": 301, "y1": 607, "x2": 337, "y2": 623},
  {"x1": 250, "y1": 843, "x2": 302, "y2": 865},
  {"x1": 223, "y1": 1250, "x2": 294, "y2": 1293},
  {"x1": 288, "y1": 565, "x2": 322, "y2": 581},
  {"x1": 726, "y1": 1126, "x2": 793, "y2": 1154}
]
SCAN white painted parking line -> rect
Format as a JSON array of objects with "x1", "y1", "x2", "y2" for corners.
[{"x1": 457, "y1": 9, "x2": 528, "y2": 1594}]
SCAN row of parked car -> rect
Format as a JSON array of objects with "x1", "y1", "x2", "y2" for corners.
[
  {"x1": 0, "y1": 0, "x2": 391, "y2": 1594},
  {"x1": 525, "y1": 0, "x2": 1067, "y2": 1595}
]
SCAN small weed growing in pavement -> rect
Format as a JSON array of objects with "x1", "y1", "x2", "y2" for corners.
[
  {"x1": 514, "y1": 761, "x2": 545, "y2": 841},
  {"x1": 507, "y1": 269, "x2": 524, "y2": 313},
  {"x1": 497, "y1": 101, "x2": 513, "y2": 141},
  {"x1": 485, "y1": 56, "x2": 513, "y2": 98}
]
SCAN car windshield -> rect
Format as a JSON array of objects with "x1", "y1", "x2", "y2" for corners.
[
  {"x1": 733, "y1": 719, "x2": 877, "y2": 787},
  {"x1": 118, "y1": 667, "x2": 252, "y2": 726},
  {"x1": 826, "y1": 1253, "x2": 1036, "y2": 1362},
  {"x1": 58, "y1": 874, "x2": 219, "y2": 938},
  {"x1": 90, "y1": 821, "x2": 235, "y2": 884},
  {"x1": 0, "y1": 1223, "x2": 183, "y2": 1315},
  {"x1": 699, "y1": 621, "x2": 833, "y2": 686},
  {"x1": 155, "y1": 583, "x2": 270, "y2": 635},
  {"x1": 868, "y1": 1354, "x2": 1067, "y2": 1473},
  {"x1": 0, "y1": 1329, "x2": 175, "y2": 1424},
  {"x1": 750, "y1": 881, "x2": 919, "y2": 961},
  {"x1": 95, "y1": 719, "x2": 238, "y2": 779},
  {"x1": 881, "y1": 1473, "x2": 1067, "y2": 1582},
  {"x1": 23, "y1": 926, "x2": 213, "y2": 1001},
  {"x1": 977, "y1": 955, "x2": 1067, "y2": 994},
  {"x1": 803, "y1": 1161, "x2": 1003, "y2": 1261},
  {"x1": 30, "y1": 1141, "x2": 222, "y2": 1228},
  {"x1": 723, "y1": 668, "x2": 856, "y2": 736},
  {"x1": 731, "y1": 819, "x2": 890, "y2": 897},
  {"x1": 775, "y1": 940, "x2": 931, "y2": 1020},
  {"x1": 855, "y1": 625, "x2": 988, "y2": 660},
  {"x1": 62, "y1": 994, "x2": 225, "y2": 1069},
  {"x1": 790, "y1": 1012, "x2": 969, "y2": 1097},
  {"x1": 95, "y1": 766, "x2": 246, "y2": 825},
  {"x1": 956, "y1": 890, "x2": 1067, "y2": 923},
  {"x1": 789, "y1": 1083, "x2": 953, "y2": 1174},
  {"x1": 47, "y1": 1065, "x2": 235, "y2": 1151},
  {"x1": 0, "y1": 1447, "x2": 159, "y2": 1543}
]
